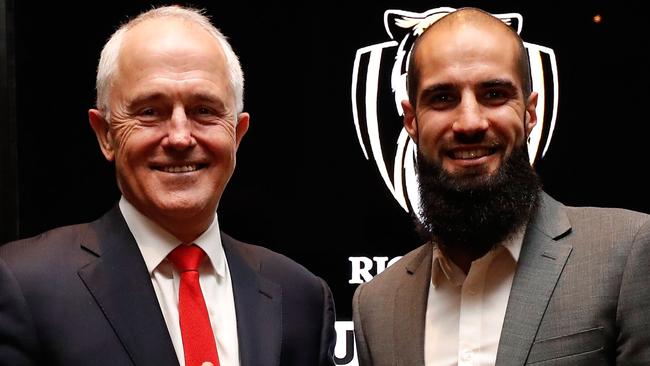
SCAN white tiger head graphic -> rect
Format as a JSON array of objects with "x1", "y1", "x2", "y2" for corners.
[{"x1": 351, "y1": 7, "x2": 559, "y2": 218}]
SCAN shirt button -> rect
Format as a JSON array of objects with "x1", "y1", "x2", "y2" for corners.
[{"x1": 461, "y1": 350, "x2": 473, "y2": 361}]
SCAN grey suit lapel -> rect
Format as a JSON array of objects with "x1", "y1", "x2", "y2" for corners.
[
  {"x1": 394, "y1": 244, "x2": 432, "y2": 366},
  {"x1": 78, "y1": 206, "x2": 179, "y2": 366},
  {"x1": 222, "y1": 234, "x2": 282, "y2": 366},
  {"x1": 496, "y1": 193, "x2": 573, "y2": 365}
]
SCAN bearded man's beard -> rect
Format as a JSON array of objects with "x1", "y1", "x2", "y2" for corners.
[{"x1": 416, "y1": 143, "x2": 541, "y2": 257}]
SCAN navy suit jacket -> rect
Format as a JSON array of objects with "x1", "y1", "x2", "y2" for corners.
[{"x1": 0, "y1": 206, "x2": 336, "y2": 366}]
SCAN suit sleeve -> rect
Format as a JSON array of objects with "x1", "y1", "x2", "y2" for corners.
[
  {"x1": 353, "y1": 283, "x2": 372, "y2": 366},
  {"x1": 0, "y1": 257, "x2": 40, "y2": 366},
  {"x1": 318, "y1": 278, "x2": 337, "y2": 366},
  {"x1": 616, "y1": 219, "x2": 650, "y2": 364}
]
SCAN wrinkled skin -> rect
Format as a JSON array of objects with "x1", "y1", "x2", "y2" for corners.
[{"x1": 89, "y1": 18, "x2": 249, "y2": 243}]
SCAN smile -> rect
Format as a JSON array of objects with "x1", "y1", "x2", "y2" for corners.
[
  {"x1": 448, "y1": 147, "x2": 496, "y2": 160},
  {"x1": 153, "y1": 164, "x2": 205, "y2": 173}
]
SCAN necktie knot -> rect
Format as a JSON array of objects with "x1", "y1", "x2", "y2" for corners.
[{"x1": 168, "y1": 244, "x2": 205, "y2": 272}]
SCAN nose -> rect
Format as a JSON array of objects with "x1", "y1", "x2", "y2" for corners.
[
  {"x1": 162, "y1": 107, "x2": 196, "y2": 150},
  {"x1": 452, "y1": 95, "x2": 489, "y2": 138}
]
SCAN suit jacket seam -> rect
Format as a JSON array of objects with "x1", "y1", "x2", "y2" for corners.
[
  {"x1": 615, "y1": 218, "x2": 650, "y2": 327},
  {"x1": 615, "y1": 217, "x2": 650, "y2": 332}
]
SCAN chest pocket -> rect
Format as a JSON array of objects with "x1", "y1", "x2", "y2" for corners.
[{"x1": 527, "y1": 326, "x2": 605, "y2": 364}]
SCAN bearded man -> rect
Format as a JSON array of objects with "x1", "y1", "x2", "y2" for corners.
[{"x1": 352, "y1": 7, "x2": 650, "y2": 366}]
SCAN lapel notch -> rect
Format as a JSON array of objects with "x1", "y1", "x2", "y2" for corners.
[{"x1": 78, "y1": 207, "x2": 179, "y2": 366}]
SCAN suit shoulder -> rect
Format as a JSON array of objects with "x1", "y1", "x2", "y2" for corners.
[
  {"x1": 357, "y1": 244, "x2": 429, "y2": 297},
  {"x1": 565, "y1": 206, "x2": 650, "y2": 239},
  {"x1": 222, "y1": 233, "x2": 325, "y2": 287},
  {"x1": 0, "y1": 221, "x2": 97, "y2": 285},
  {"x1": 555, "y1": 206, "x2": 650, "y2": 267},
  {"x1": 565, "y1": 205, "x2": 650, "y2": 224},
  {"x1": 0, "y1": 222, "x2": 90, "y2": 263}
]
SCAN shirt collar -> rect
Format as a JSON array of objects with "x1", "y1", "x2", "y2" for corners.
[
  {"x1": 431, "y1": 224, "x2": 526, "y2": 288},
  {"x1": 119, "y1": 196, "x2": 226, "y2": 278}
]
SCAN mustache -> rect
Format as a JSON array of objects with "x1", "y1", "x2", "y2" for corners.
[{"x1": 439, "y1": 133, "x2": 504, "y2": 151}]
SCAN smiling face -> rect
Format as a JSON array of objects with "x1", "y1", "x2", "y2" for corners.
[
  {"x1": 403, "y1": 17, "x2": 537, "y2": 182},
  {"x1": 89, "y1": 18, "x2": 249, "y2": 242}
]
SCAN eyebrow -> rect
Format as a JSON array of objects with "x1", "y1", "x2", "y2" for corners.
[
  {"x1": 420, "y1": 83, "x2": 456, "y2": 95},
  {"x1": 419, "y1": 79, "x2": 519, "y2": 97},
  {"x1": 190, "y1": 92, "x2": 227, "y2": 110},
  {"x1": 479, "y1": 78, "x2": 518, "y2": 92},
  {"x1": 128, "y1": 92, "x2": 167, "y2": 108}
]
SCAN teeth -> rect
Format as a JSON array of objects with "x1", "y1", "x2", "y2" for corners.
[
  {"x1": 452, "y1": 149, "x2": 490, "y2": 159},
  {"x1": 161, "y1": 165, "x2": 198, "y2": 173}
]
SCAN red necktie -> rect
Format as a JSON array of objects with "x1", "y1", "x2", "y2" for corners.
[{"x1": 168, "y1": 244, "x2": 220, "y2": 366}]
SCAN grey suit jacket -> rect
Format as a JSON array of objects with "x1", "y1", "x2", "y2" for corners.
[
  {"x1": 0, "y1": 206, "x2": 336, "y2": 366},
  {"x1": 353, "y1": 192, "x2": 650, "y2": 365}
]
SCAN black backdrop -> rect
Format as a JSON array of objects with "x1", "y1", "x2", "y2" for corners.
[{"x1": 4, "y1": 1, "x2": 650, "y2": 364}]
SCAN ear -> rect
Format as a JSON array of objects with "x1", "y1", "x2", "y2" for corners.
[
  {"x1": 524, "y1": 92, "x2": 538, "y2": 136},
  {"x1": 88, "y1": 109, "x2": 115, "y2": 161},
  {"x1": 401, "y1": 99, "x2": 418, "y2": 142},
  {"x1": 234, "y1": 112, "x2": 250, "y2": 150}
]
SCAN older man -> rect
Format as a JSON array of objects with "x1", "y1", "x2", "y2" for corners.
[{"x1": 0, "y1": 6, "x2": 335, "y2": 366}]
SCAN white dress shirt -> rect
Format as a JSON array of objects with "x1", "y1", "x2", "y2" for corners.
[
  {"x1": 119, "y1": 197, "x2": 240, "y2": 366},
  {"x1": 424, "y1": 228, "x2": 524, "y2": 366}
]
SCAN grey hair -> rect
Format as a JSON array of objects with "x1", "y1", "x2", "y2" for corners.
[{"x1": 95, "y1": 5, "x2": 244, "y2": 121}]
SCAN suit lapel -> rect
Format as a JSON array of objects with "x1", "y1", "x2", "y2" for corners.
[
  {"x1": 222, "y1": 234, "x2": 282, "y2": 366},
  {"x1": 496, "y1": 193, "x2": 573, "y2": 365},
  {"x1": 78, "y1": 206, "x2": 179, "y2": 366},
  {"x1": 394, "y1": 244, "x2": 432, "y2": 366}
]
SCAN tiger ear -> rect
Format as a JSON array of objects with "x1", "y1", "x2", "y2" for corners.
[
  {"x1": 384, "y1": 10, "x2": 419, "y2": 40},
  {"x1": 384, "y1": 8, "x2": 453, "y2": 40},
  {"x1": 492, "y1": 13, "x2": 523, "y2": 34}
]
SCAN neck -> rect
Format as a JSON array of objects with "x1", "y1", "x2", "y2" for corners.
[
  {"x1": 147, "y1": 208, "x2": 215, "y2": 244},
  {"x1": 441, "y1": 244, "x2": 491, "y2": 275},
  {"x1": 163, "y1": 217, "x2": 212, "y2": 244}
]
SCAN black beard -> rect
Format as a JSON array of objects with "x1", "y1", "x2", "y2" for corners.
[{"x1": 416, "y1": 144, "x2": 541, "y2": 257}]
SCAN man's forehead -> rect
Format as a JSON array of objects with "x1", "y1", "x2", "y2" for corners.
[
  {"x1": 423, "y1": 20, "x2": 512, "y2": 48},
  {"x1": 116, "y1": 19, "x2": 227, "y2": 76},
  {"x1": 428, "y1": 8, "x2": 511, "y2": 33},
  {"x1": 414, "y1": 21, "x2": 520, "y2": 76},
  {"x1": 120, "y1": 17, "x2": 224, "y2": 61}
]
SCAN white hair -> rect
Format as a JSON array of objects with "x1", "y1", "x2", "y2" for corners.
[{"x1": 95, "y1": 5, "x2": 244, "y2": 121}]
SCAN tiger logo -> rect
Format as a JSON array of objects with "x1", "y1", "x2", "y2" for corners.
[{"x1": 351, "y1": 7, "x2": 558, "y2": 218}]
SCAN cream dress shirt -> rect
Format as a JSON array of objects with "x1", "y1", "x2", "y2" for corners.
[
  {"x1": 424, "y1": 228, "x2": 525, "y2": 366},
  {"x1": 119, "y1": 197, "x2": 240, "y2": 366}
]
